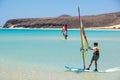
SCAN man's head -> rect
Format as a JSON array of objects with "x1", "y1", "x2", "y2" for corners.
[{"x1": 94, "y1": 42, "x2": 98, "y2": 46}]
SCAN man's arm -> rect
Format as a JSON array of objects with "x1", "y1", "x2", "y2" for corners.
[{"x1": 88, "y1": 46, "x2": 94, "y2": 50}]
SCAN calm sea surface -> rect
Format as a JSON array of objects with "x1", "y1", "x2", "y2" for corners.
[{"x1": 0, "y1": 28, "x2": 120, "y2": 80}]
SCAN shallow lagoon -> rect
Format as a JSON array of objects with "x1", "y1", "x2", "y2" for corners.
[{"x1": 0, "y1": 29, "x2": 120, "y2": 80}]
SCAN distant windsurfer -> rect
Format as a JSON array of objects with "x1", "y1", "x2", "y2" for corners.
[
  {"x1": 86, "y1": 42, "x2": 100, "y2": 71},
  {"x1": 62, "y1": 24, "x2": 68, "y2": 40}
]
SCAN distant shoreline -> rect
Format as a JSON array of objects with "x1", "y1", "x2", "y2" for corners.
[
  {"x1": 2, "y1": 24, "x2": 120, "y2": 30},
  {"x1": 1, "y1": 27, "x2": 120, "y2": 31},
  {"x1": 86, "y1": 24, "x2": 120, "y2": 30},
  {"x1": 1, "y1": 24, "x2": 120, "y2": 30}
]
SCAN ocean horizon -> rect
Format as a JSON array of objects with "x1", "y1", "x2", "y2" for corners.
[{"x1": 0, "y1": 28, "x2": 120, "y2": 80}]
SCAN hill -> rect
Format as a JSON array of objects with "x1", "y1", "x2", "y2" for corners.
[{"x1": 3, "y1": 12, "x2": 120, "y2": 29}]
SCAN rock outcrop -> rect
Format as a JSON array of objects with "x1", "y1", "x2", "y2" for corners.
[{"x1": 3, "y1": 12, "x2": 120, "y2": 28}]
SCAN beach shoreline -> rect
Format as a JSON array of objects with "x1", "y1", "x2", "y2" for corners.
[{"x1": 1, "y1": 24, "x2": 120, "y2": 30}]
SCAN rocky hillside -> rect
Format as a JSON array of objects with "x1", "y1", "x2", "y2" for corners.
[{"x1": 3, "y1": 12, "x2": 120, "y2": 28}]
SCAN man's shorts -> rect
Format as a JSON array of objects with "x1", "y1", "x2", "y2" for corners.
[
  {"x1": 92, "y1": 56, "x2": 99, "y2": 61},
  {"x1": 63, "y1": 31, "x2": 67, "y2": 36}
]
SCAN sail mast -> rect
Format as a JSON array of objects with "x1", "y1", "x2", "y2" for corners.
[
  {"x1": 78, "y1": 7, "x2": 83, "y2": 48},
  {"x1": 78, "y1": 7, "x2": 88, "y2": 69}
]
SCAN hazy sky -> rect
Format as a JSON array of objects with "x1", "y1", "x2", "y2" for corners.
[{"x1": 0, "y1": 0, "x2": 120, "y2": 26}]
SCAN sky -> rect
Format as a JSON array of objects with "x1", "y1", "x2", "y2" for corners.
[{"x1": 0, "y1": 0, "x2": 120, "y2": 26}]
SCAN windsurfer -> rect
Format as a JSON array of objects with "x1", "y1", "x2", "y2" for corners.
[
  {"x1": 62, "y1": 24, "x2": 68, "y2": 40},
  {"x1": 86, "y1": 42, "x2": 100, "y2": 71}
]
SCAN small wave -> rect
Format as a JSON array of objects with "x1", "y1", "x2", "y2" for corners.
[{"x1": 105, "y1": 67, "x2": 120, "y2": 72}]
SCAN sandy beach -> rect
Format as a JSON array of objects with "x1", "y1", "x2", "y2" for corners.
[
  {"x1": 86, "y1": 24, "x2": 120, "y2": 30},
  {"x1": 2, "y1": 24, "x2": 120, "y2": 31}
]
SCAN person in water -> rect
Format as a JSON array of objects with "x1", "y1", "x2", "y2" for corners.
[
  {"x1": 62, "y1": 24, "x2": 68, "y2": 40},
  {"x1": 86, "y1": 42, "x2": 100, "y2": 71}
]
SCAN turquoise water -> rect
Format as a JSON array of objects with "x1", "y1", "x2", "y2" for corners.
[{"x1": 0, "y1": 28, "x2": 120, "y2": 80}]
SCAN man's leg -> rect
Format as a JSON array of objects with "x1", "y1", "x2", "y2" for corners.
[
  {"x1": 87, "y1": 60, "x2": 93, "y2": 70},
  {"x1": 95, "y1": 61, "x2": 98, "y2": 71}
]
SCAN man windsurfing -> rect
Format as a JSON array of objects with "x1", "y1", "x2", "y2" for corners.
[
  {"x1": 86, "y1": 42, "x2": 100, "y2": 71},
  {"x1": 62, "y1": 24, "x2": 68, "y2": 40}
]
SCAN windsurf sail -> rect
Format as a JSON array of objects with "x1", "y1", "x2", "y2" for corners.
[{"x1": 78, "y1": 7, "x2": 89, "y2": 69}]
